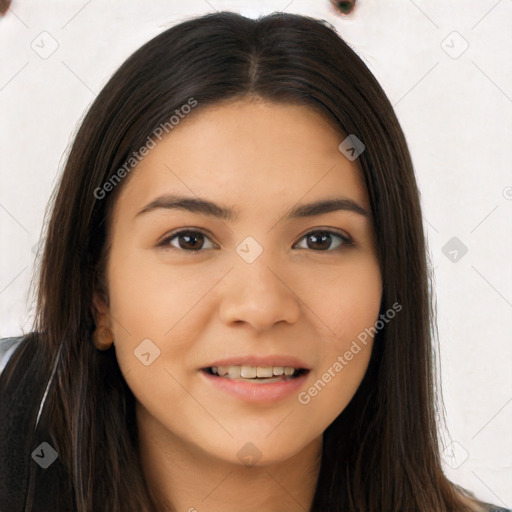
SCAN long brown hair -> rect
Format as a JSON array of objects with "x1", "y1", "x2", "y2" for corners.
[{"x1": 8, "y1": 10, "x2": 488, "y2": 511}]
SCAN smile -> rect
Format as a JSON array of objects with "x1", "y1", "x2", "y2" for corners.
[
  {"x1": 204, "y1": 365, "x2": 308, "y2": 382},
  {"x1": 200, "y1": 366, "x2": 310, "y2": 403}
]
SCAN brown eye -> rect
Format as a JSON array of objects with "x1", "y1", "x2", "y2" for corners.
[
  {"x1": 157, "y1": 229, "x2": 352, "y2": 253},
  {"x1": 293, "y1": 230, "x2": 353, "y2": 252},
  {"x1": 158, "y1": 230, "x2": 216, "y2": 251}
]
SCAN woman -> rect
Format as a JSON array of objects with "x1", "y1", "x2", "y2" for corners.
[{"x1": 0, "y1": 10, "x2": 509, "y2": 512}]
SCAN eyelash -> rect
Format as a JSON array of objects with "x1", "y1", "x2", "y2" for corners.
[{"x1": 156, "y1": 228, "x2": 354, "y2": 253}]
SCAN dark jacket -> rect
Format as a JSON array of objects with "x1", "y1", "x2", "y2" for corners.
[
  {"x1": 0, "y1": 334, "x2": 74, "y2": 511},
  {"x1": 1, "y1": 334, "x2": 510, "y2": 512}
]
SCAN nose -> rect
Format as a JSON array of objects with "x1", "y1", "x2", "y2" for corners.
[{"x1": 219, "y1": 258, "x2": 301, "y2": 332}]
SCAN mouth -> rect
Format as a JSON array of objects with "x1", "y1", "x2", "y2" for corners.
[{"x1": 202, "y1": 365, "x2": 310, "y2": 384}]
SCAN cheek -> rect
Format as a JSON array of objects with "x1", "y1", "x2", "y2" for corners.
[
  {"x1": 106, "y1": 245, "x2": 214, "y2": 339},
  {"x1": 296, "y1": 258, "x2": 381, "y2": 418},
  {"x1": 298, "y1": 293, "x2": 381, "y2": 426},
  {"x1": 104, "y1": 246, "x2": 222, "y2": 399},
  {"x1": 306, "y1": 257, "x2": 383, "y2": 344},
  {"x1": 297, "y1": 344, "x2": 372, "y2": 433}
]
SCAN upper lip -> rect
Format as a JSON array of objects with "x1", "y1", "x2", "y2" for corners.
[{"x1": 203, "y1": 355, "x2": 311, "y2": 370}]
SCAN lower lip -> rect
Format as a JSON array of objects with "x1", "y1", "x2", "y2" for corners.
[{"x1": 200, "y1": 370, "x2": 310, "y2": 403}]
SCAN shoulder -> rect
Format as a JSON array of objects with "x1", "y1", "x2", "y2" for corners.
[
  {"x1": 0, "y1": 334, "x2": 26, "y2": 374},
  {"x1": 465, "y1": 496, "x2": 511, "y2": 512},
  {"x1": 456, "y1": 485, "x2": 511, "y2": 512},
  {"x1": 0, "y1": 333, "x2": 75, "y2": 511},
  {"x1": 0, "y1": 332, "x2": 44, "y2": 393},
  {"x1": 0, "y1": 333, "x2": 54, "y2": 511},
  {"x1": 0, "y1": 333, "x2": 47, "y2": 400}
]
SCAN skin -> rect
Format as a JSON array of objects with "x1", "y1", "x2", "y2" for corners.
[{"x1": 94, "y1": 97, "x2": 383, "y2": 512}]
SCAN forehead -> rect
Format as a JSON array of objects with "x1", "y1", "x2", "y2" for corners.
[{"x1": 115, "y1": 98, "x2": 369, "y2": 218}]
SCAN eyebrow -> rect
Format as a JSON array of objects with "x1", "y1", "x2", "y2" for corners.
[{"x1": 135, "y1": 194, "x2": 370, "y2": 222}]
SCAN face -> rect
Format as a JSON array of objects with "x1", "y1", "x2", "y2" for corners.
[{"x1": 95, "y1": 98, "x2": 382, "y2": 467}]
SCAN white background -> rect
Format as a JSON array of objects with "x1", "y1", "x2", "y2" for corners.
[{"x1": 0, "y1": 0, "x2": 511, "y2": 507}]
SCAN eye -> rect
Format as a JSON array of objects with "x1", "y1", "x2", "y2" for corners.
[
  {"x1": 157, "y1": 229, "x2": 217, "y2": 252},
  {"x1": 157, "y1": 228, "x2": 353, "y2": 253},
  {"x1": 292, "y1": 230, "x2": 353, "y2": 251}
]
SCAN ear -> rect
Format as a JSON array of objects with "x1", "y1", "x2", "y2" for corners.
[{"x1": 91, "y1": 291, "x2": 111, "y2": 328}]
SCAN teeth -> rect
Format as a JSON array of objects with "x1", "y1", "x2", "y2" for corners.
[
  {"x1": 216, "y1": 365, "x2": 230, "y2": 377},
  {"x1": 241, "y1": 366, "x2": 257, "y2": 378},
  {"x1": 256, "y1": 366, "x2": 273, "y2": 377},
  {"x1": 228, "y1": 366, "x2": 242, "y2": 378},
  {"x1": 210, "y1": 365, "x2": 300, "y2": 379}
]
